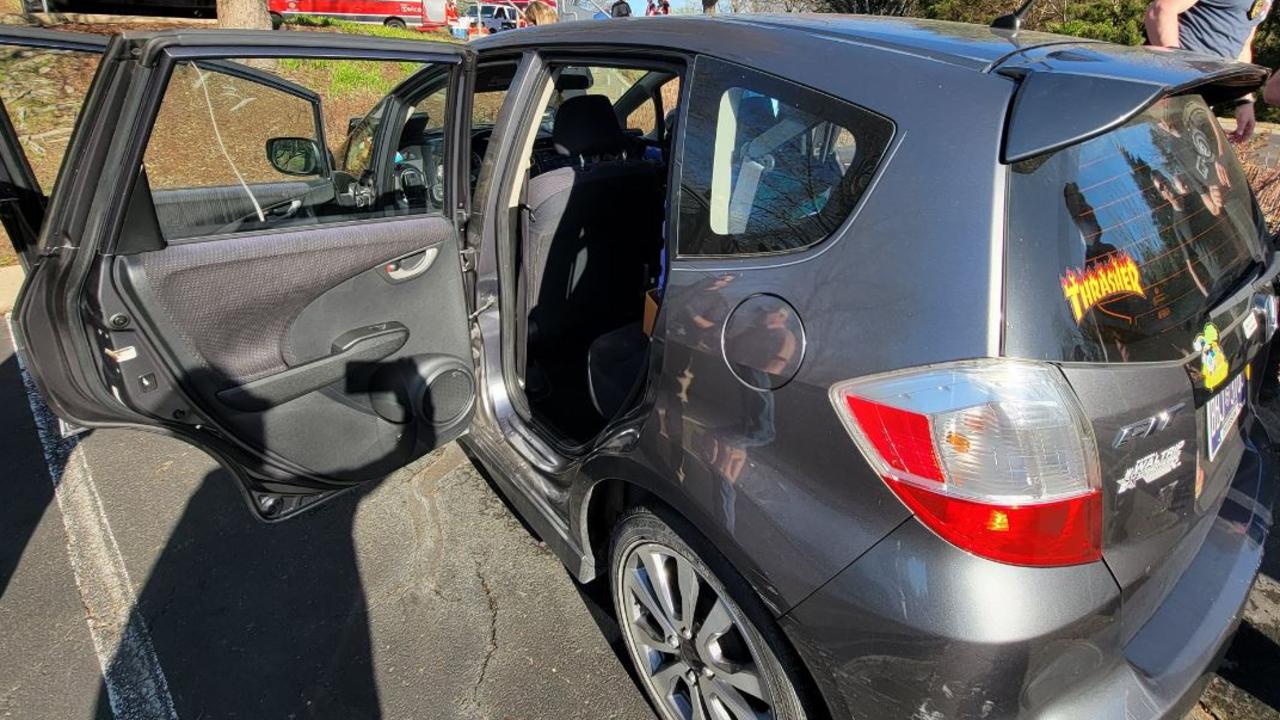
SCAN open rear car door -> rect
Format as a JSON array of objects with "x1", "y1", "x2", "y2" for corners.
[
  {"x1": 14, "y1": 30, "x2": 478, "y2": 520},
  {"x1": 0, "y1": 28, "x2": 107, "y2": 270}
]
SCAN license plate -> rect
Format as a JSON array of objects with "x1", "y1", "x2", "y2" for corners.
[{"x1": 1206, "y1": 372, "x2": 1246, "y2": 462}]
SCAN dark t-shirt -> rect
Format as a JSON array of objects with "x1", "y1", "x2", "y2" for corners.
[{"x1": 1177, "y1": 0, "x2": 1273, "y2": 58}]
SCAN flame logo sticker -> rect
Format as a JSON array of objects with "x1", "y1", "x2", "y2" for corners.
[{"x1": 1061, "y1": 251, "x2": 1145, "y2": 324}]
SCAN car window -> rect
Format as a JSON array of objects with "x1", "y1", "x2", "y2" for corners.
[
  {"x1": 676, "y1": 56, "x2": 893, "y2": 257},
  {"x1": 482, "y1": 6, "x2": 496, "y2": 17},
  {"x1": 1005, "y1": 94, "x2": 1267, "y2": 363},
  {"x1": 0, "y1": 46, "x2": 100, "y2": 193},
  {"x1": 142, "y1": 57, "x2": 444, "y2": 241},
  {"x1": 625, "y1": 75, "x2": 681, "y2": 137},
  {"x1": 0, "y1": 45, "x2": 101, "y2": 265},
  {"x1": 565, "y1": 66, "x2": 646, "y2": 106}
]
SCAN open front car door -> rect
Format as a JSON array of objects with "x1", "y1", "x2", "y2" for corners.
[{"x1": 15, "y1": 30, "x2": 478, "y2": 520}]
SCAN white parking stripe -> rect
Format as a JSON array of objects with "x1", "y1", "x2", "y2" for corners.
[{"x1": 7, "y1": 317, "x2": 179, "y2": 720}]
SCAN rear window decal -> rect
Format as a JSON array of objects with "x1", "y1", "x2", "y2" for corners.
[
  {"x1": 1117, "y1": 440, "x2": 1185, "y2": 494},
  {"x1": 1060, "y1": 250, "x2": 1145, "y2": 323},
  {"x1": 1194, "y1": 322, "x2": 1229, "y2": 390}
]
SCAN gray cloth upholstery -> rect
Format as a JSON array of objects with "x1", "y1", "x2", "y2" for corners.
[{"x1": 587, "y1": 322, "x2": 648, "y2": 419}]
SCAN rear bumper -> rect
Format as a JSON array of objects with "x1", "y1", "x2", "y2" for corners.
[{"x1": 781, "y1": 417, "x2": 1275, "y2": 720}]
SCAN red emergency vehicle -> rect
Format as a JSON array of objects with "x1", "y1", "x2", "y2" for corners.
[{"x1": 268, "y1": 0, "x2": 457, "y2": 31}]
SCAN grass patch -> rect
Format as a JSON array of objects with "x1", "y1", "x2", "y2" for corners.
[
  {"x1": 277, "y1": 15, "x2": 459, "y2": 97},
  {"x1": 278, "y1": 56, "x2": 419, "y2": 97}
]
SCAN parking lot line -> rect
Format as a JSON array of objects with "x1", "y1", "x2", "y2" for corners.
[{"x1": 7, "y1": 317, "x2": 179, "y2": 720}]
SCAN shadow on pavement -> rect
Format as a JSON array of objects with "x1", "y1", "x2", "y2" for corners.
[
  {"x1": 1218, "y1": 621, "x2": 1280, "y2": 712},
  {"x1": 81, "y1": 359, "x2": 426, "y2": 719},
  {"x1": 91, "y1": 468, "x2": 383, "y2": 719},
  {"x1": 0, "y1": 353, "x2": 56, "y2": 601}
]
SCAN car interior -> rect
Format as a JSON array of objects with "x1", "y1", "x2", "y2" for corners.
[
  {"x1": 107, "y1": 54, "x2": 682, "y2": 484},
  {"x1": 498, "y1": 62, "x2": 682, "y2": 445}
]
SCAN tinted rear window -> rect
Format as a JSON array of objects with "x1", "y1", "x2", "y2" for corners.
[{"x1": 1005, "y1": 95, "x2": 1267, "y2": 363}]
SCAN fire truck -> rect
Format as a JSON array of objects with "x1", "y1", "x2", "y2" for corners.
[{"x1": 268, "y1": 0, "x2": 456, "y2": 31}]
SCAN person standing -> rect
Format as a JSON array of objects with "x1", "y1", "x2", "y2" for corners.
[{"x1": 1145, "y1": 0, "x2": 1274, "y2": 141}]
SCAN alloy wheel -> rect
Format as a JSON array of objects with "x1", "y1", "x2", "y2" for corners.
[{"x1": 617, "y1": 541, "x2": 775, "y2": 720}]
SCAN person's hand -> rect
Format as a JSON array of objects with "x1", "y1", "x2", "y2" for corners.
[{"x1": 1231, "y1": 101, "x2": 1257, "y2": 143}]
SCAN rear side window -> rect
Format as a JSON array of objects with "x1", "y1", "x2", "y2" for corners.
[
  {"x1": 1005, "y1": 95, "x2": 1267, "y2": 363},
  {"x1": 676, "y1": 56, "x2": 892, "y2": 257}
]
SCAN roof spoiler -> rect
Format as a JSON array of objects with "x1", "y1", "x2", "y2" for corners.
[{"x1": 996, "y1": 44, "x2": 1268, "y2": 163}]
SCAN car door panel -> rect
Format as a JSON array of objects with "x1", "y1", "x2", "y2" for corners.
[
  {"x1": 115, "y1": 209, "x2": 473, "y2": 482},
  {"x1": 15, "y1": 32, "x2": 476, "y2": 519}
]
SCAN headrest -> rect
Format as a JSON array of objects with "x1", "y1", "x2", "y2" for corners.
[
  {"x1": 735, "y1": 96, "x2": 777, "y2": 137},
  {"x1": 555, "y1": 68, "x2": 593, "y2": 91},
  {"x1": 553, "y1": 95, "x2": 627, "y2": 158},
  {"x1": 399, "y1": 113, "x2": 430, "y2": 144}
]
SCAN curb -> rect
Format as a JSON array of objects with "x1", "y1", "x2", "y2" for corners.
[{"x1": 0, "y1": 265, "x2": 25, "y2": 316}]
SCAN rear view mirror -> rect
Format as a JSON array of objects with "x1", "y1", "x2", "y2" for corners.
[{"x1": 266, "y1": 136, "x2": 323, "y2": 176}]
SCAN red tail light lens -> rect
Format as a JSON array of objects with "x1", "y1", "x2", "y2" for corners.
[
  {"x1": 888, "y1": 480, "x2": 1102, "y2": 567},
  {"x1": 832, "y1": 361, "x2": 1103, "y2": 567}
]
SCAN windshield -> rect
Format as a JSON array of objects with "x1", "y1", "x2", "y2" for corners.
[{"x1": 1004, "y1": 94, "x2": 1267, "y2": 363}]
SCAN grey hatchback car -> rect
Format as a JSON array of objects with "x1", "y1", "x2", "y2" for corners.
[{"x1": 5, "y1": 13, "x2": 1279, "y2": 720}]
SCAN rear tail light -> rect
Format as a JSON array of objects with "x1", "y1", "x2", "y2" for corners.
[{"x1": 831, "y1": 360, "x2": 1102, "y2": 567}]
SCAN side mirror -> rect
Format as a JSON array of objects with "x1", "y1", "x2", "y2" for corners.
[{"x1": 266, "y1": 136, "x2": 323, "y2": 176}]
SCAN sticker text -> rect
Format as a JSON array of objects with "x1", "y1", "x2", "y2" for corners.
[
  {"x1": 1061, "y1": 251, "x2": 1145, "y2": 324},
  {"x1": 1118, "y1": 440, "x2": 1185, "y2": 494}
]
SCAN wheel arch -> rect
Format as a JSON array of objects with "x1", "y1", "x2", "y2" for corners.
[
  {"x1": 576, "y1": 470, "x2": 782, "y2": 617},
  {"x1": 585, "y1": 476, "x2": 835, "y2": 720}
]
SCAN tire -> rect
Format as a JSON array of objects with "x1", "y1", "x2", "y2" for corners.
[
  {"x1": 384, "y1": 17, "x2": 408, "y2": 29},
  {"x1": 269, "y1": 12, "x2": 284, "y2": 29},
  {"x1": 609, "y1": 505, "x2": 814, "y2": 720}
]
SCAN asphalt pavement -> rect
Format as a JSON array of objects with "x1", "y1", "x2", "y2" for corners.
[
  {"x1": 0, "y1": 321, "x2": 656, "y2": 719},
  {"x1": 5, "y1": 308, "x2": 1280, "y2": 720}
]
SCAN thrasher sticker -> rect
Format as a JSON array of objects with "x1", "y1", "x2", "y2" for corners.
[{"x1": 1061, "y1": 250, "x2": 1145, "y2": 323}]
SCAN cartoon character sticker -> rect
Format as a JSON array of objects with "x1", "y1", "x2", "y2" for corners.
[{"x1": 1193, "y1": 322, "x2": 1229, "y2": 390}]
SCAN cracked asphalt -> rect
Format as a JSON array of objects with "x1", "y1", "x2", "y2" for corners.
[
  {"x1": 0, "y1": 327, "x2": 656, "y2": 719},
  {"x1": 4, "y1": 304, "x2": 1280, "y2": 720}
]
